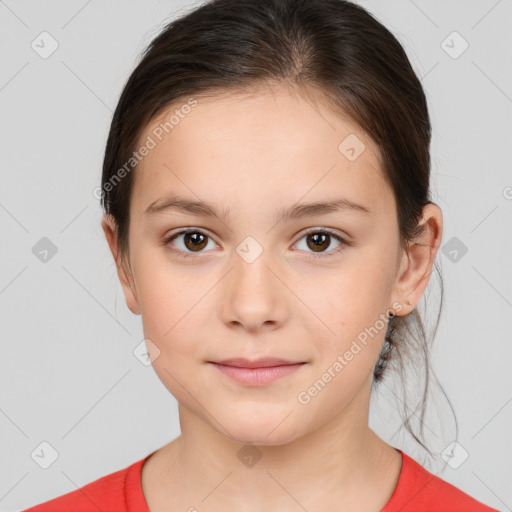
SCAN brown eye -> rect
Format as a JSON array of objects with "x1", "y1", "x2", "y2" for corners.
[
  {"x1": 183, "y1": 232, "x2": 208, "y2": 251},
  {"x1": 306, "y1": 232, "x2": 331, "y2": 252},
  {"x1": 294, "y1": 229, "x2": 345, "y2": 257},
  {"x1": 164, "y1": 229, "x2": 217, "y2": 258}
]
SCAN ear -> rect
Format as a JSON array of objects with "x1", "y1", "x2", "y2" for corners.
[
  {"x1": 101, "y1": 214, "x2": 141, "y2": 315},
  {"x1": 391, "y1": 203, "x2": 443, "y2": 316}
]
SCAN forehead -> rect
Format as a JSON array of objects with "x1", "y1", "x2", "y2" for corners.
[{"x1": 132, "y1": 84, "x2": 391, "y2": 216}]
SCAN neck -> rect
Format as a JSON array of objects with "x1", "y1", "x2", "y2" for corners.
[{"x1": 150, "y1": 385, "x2": 401, "y2": 511}]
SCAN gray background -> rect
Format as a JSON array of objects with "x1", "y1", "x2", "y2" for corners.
[{"x1": 1, "y1": 1, "x2": 511, "y2": 511}]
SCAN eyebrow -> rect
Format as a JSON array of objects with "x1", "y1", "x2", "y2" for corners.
[{"x1": 144, "y1": 195, "x2": 372, "y2": 223}]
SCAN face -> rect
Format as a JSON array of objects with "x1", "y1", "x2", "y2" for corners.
[{"x1": 102, "y1": 84, "x2": 435, "y2": 445}]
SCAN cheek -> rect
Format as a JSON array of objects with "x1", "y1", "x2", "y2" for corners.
[
  {"x1": 296, "y1": 253, "x2": 394, "y2": 371},
  {"x1": 294, "y1": 270, "x2": 391, "y2": 417},
  {"x1": 299, "y1": 254, "x2": 393, "y2": 330},
  {"x1": 133, "y1": 251, "x2": 211, "y2": 365},
  {"x1": 134, "y1": 245, "x2": 197, "y2": 322}
]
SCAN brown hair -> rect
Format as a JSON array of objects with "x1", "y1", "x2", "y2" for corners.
[{"x1": 100, "y1": 0, "x2": 453, "y2": 457}]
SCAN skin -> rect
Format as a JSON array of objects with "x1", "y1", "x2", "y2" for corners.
[{"x1": 102, "y1": 82, "x2": 443, "y2": 511}]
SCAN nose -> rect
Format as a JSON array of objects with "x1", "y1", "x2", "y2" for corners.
[{"x1": 219, "y1": 250, "x2": 288, "y2": 334}]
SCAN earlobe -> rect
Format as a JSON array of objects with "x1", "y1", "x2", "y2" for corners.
[
  {"x1": 390, "y1": 204, "x2": 443, "y2": 316},
  {"x1": 390, "y1": 251, "x2": 416, "y2": 316},
  {"x1": 101, "y1": 214, "x2": 141, "y2": 315}
]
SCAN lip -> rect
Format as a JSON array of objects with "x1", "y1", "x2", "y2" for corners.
[
  {"x1": 212, "y1": 357, "x2": 304, "y2": 368},
  {"x1": 207, "y1": 358, "x2": 307, "y2": 386}
]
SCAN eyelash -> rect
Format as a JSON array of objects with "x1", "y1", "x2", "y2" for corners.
[{"x1": 162, "y1": 227, "x2": 347, "y2": 260}]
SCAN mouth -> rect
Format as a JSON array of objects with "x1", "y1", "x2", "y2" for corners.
[
  {"x1": 207, "y1": 358, "x2": 307, "y2": 386},
  {"x1": 211, "y1": 357, "x2": 305, "y2": 368}
]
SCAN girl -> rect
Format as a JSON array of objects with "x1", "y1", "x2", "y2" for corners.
[{"x1": 23, "y1": 0, "x2": 500, "y2": 510}]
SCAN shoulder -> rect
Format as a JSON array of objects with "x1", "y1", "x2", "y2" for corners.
[
  {"x1": 21, "y1": 455, "x2": 149, "y2": 512},
  {"x1": 382, "y1": 449, "x2": 500, "y2": 512}
]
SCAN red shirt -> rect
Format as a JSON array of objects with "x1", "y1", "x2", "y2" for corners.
[{"x1": 22, "y1": 449, "x2": 500, "y2": 511}]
